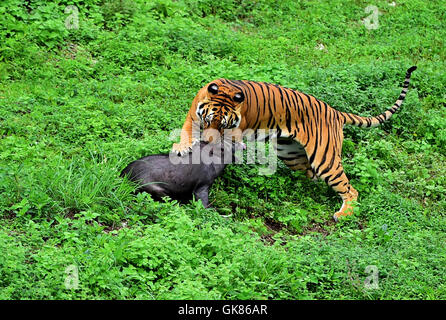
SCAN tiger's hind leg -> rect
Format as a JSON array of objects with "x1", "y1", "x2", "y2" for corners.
[
  {"x1": 319, "y1": 162, "x2": 358, "y2": 221},
  {"x1": 298, "y1": 128, "x2": 358, "y2": 221}
]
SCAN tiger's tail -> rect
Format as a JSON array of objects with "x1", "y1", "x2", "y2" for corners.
[{"x1": 340, "y1": 66, "x2": 417, "y2": 128}]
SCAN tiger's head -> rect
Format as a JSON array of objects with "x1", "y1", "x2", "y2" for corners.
[{"x1": 195, "y1": 80, "x2": 245, "y2": 134}]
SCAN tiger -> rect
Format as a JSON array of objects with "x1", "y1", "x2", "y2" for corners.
[{"x1": 172, "y1": 66, "x2": 417, "y2": 221}]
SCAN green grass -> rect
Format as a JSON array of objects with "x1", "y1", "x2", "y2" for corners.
[{"x1": 0, "y1": 0, "x2": 445, "y2": 299}]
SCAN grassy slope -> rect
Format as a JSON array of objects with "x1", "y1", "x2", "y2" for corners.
[{"x1": 0, "y1": 0, "x2": 445, "y2": 299}]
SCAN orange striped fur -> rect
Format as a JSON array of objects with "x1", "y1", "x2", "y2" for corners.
[{"x1": 172, "y1": 66, "x2": 417, "y2": 220}]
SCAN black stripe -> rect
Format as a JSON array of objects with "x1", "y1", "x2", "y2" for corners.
[
  {"x1": 277, "y1": 139, "x2": 294, "y2": 145},
  {"x1": 294, "y1": 92, "x2": 306, "y2": 133},
  {"x1": 288, "y1": 151, "x2": 303, "y2": 155},
  {"x1": 258, "y1": 82, "x2": 267, "y2": 115},
  {"x1": 269, "y1": 85, "x2": 278, "y2": 126},
  {"x1": 328, "y1": 170, "x2": 344, "y2": 184},
  {"x1": 346, "y1": 113, "x2": 356, "y2": 125},
  {"x1": 265, "y1": 84, "x2": 275, "y2": 128},
  {"x1": 276, "y1": 124, "x2": 282, "y2": 138},
  {"x1": 285, "y1": 102, "x2": 292, "y2": 133},
  {"x1": 315, "y1": 99, "x2": 324, "y2": 147},
  {"x1": 283, "y1": 88, "x2": 294, "y2": 111},
  {"x1": 302, "y1": 93, "x2": 315, "y2": 139},
  {"x1": 227, "y1": 79, "x2": 245, "y2": 92},
  {"x1": 320, "y1": 146, "x2": 336, "y2": 179},
  {"x1": 288, "y1": 88, "x2": 298, "y2": 111},
  {"x1": 245, "y1": 81, "x2": 260, "y2": 128},
  {"x1": 329, "y1": 179, "x2": 343, "y2": 188},
  {"x1": 253, "y1": 82, "x2": 267, "y2": 130},
  {"x1": 278, "y1": 156, "x2": 299, "y2": 161},
  {"x1": 354, "y1": 115, "x2": 364, "y2": 127},
  {"x1": 314, "y1": 120, "x2": 331, "y2": 174},
  {"x1": 308, "y1": 129, "x2": 319, "y2": 165}
]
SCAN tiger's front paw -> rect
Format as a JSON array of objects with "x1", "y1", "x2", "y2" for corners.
[{"x1": 171, "y1": 139, "x2": 199, "y2": 156}]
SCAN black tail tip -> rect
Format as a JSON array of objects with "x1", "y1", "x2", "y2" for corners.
[{"x1": 407, "y1": 66, "x2": 417, "y2": 73}]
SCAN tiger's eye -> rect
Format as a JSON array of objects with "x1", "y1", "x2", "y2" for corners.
[
  {"x1": 234, "y1": 92, "x2": 244, "y2": 103},
  {"x1": 208, "y1": 83, "x2": 219, "y2": 94}
]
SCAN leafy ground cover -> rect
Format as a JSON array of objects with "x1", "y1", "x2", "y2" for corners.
[{"x1": 0, "y1": 0, "x2": 445, "y2": 299}]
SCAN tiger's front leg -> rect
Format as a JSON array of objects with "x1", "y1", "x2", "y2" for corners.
[
  {"x1": 172, "y1": 139, "x2": 199, "y2": 156},
  {"x1": 172, "y1": 115, "x2": 201, "y2": 156}
]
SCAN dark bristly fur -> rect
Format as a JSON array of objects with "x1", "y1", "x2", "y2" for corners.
[{"x1": 121, "y1": 141, "x2": 240, "y2": 207}]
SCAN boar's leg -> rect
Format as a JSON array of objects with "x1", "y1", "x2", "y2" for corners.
[{"x1": 193, "y1": 185, "x2": 210, "y2": 208}]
